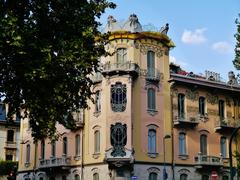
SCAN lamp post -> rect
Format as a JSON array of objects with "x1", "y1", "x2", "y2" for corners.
[
  {"x1": 229, "y1": 126, "x2": 240, "y2": 180},
  {"x1": 163, "y1": 134, "x2": 171, "y2": 180}
]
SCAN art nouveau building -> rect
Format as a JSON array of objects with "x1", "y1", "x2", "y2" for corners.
[
  {"x1": 0, "y1": 103, "x2": 20, "y2": 162},
  {"x1": 170, "y1": 64, "x2": 240, "y2": 180},
  {"x1": 17, "y1": 14, "x2": 240, "y2": 180},
  {"x1": 18, "y1": 14, "x2": 174, "y2": 180}
]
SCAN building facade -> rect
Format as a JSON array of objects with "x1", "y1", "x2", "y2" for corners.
[
  {"x1": 170, "y1": 65, "x2": 240, "y2": 180},
  {"x1": 17, "y1": 15, "x2": 240, "y2": 180},
  {"x1": 0, "y1": 103, "x2": 20, "y2": 162}
]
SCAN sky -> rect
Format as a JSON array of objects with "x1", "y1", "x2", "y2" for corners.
[{"x1": 99, "y1": 0, "x2": 240, "y2": 81}]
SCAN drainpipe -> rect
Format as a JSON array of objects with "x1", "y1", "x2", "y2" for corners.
[{"x1": 170, "y1": 82, "x2": 175, "y2": 180}]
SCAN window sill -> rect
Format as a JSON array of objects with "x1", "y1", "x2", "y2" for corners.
[
  {"x1": 147, "y1": 109, "x2": 158, "y2": 116},
  {"x1": 92, "y1": 153, "x2": 100, "y2": 159},
  {"x1": 178, "y1": 154, "x2": 189, "y2": 160},
  {"x1": 93, "y1": 111, "x2": 101, "y2": 117},
  {"x1": 148, "y1": 153, "x2": 158, "y2": 158}
]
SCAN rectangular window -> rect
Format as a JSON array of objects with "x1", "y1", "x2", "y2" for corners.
[
  {"x1": 220, "y1": 137, "x2": 227, "y2": 158},
  {"x1": 94, "y1": 131, "x2": 100, "y2": 153},
  {"x1": 147, "y1": 88, "x2": 156, "y2": 110},
  {"x1": 7, "y1": 130, "x2": 14, "y2": 142},
  {"x1": 148, "y1": 129, "x2": 156, "y2": 153},
  {"x1": 178, "y1": 94, "x2": 185, "y2": 119},
  {"x1": 219, "y1": 100, "x2": 225, "y2": 119},
  {"x1": 26, "y1": 144, "x2": 30, "y2": 163},
  {"x1": 200, "y1": 135, "x2": 207, "y2": 155},
  {"x1": 51, "y1": 141, "x2": 56, "y2": 157},
  {"x1": 147, "y1": 51, "x2": 155, "y2": 78},
  {"x1": 199, "y1": 97, "x2": 205, "y2": 115},
  {"x1": 63, "y1": 137, "x2": 68, "y2": 155},
  {"x1": 95, "y1": 91, "x2": 101, "y2": 112},
  {"x1": 179, "y1": 133, "x2": 187, "y2": 155},
  {"x1": 41, "y1": 140, "x2": 45, "y2": 159},
  {"x1": 75, "y1": 134, "x2": 81, "y2": 156}
]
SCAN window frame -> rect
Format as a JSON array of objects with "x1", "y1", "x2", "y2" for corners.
[
  {"x1": 148, "y1": 172, "x2": 157, "y2": 180},
  {"x1": 179, "y1": 133, "x2": 187, "y2": 156},
  {"x1": 178, "y1": 93, "x2": 185, "y2": 119},
  {"x1": 116, "y1": 48, "x2": 127, "y2": 65},
  {"x1": 219, "y1": 100, "x2": 225, "y2": 119},
  {"x1": 7, "y1": 130, "x2": 14, "y2": 142},
  {"x1": 41, "y1": 139, "x2": 45, "y2": 159},
  {"x1": 93, "y1": 173, "x2": 99, "y2": 180},
  {"x1": 200, "y1": 134, "x2": 207, "y2": 155},
  {"x1": 75, "y1": 134, "x2": 81, "y2": 156},
  {"x1": 51, "y1": 140, "x2": 56, "y2": 157},
  {"x1": 148, "y1": 129, "x2": 157, "y2": 154},
  {"x1": 95, "y1": 90, "x2": 101, "y2": 113},
  {"x1": 147, "y1": 88, "x2": 156, "y2": 111},
  {"x1": 26, "y1": 144, "x2": 30, "y2": 163},
  {"x1": 199, "y1": 96, "x2": 206, "y2": 116},
  {"x1": 147, "y1": 51, "x2": 155, "y2": 78},
  {"x1": 220, "y1": 136, "x2": 227, "y2": 158},
  {"x1": 63, "y1": 137, "x2": 68, "y2": 155},
  {"x1": 94, "y1": 130, "x2": 100, "y2": 153},
  {"x1": 111, "y1": 82, "x2": 127, "y2": 112},
  {"x1": 180, "y1": 174, "x2": 188, "y2": 180}
]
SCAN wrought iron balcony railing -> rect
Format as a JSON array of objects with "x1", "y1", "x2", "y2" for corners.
[
  {"x1": 194, "y1": 154, "x2": 223, "y2": 167},
  {"x1": 5, "y1": 141, "x2": 17, "y2": 149},
  {"x1": 140, "y1": 68, "x2": 162, "y2": 82},
  {"x1": 173, "y1": 114, "x2": 199, "y2": 128},
  {"x1": 215, "y1": 117, "x2": 240, "y2": 133},
  {"x1": 101, "y1": 61, "x2": 139, "y2": 76},
  {"x1": 39, "y1": 156, "x2": 72, "y2": 168}
]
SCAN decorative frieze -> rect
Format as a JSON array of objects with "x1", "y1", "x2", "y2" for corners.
[
  {"x1": 135, "y1": 42, "x2": 164, "y2": 57},
  {"x1": 206, "y1": 93, "x2": 218, "y2": 105},
  {"x1": 186, "y1": 89, "x2": 199, "y2": 101}
]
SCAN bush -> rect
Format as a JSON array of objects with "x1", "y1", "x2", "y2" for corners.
[{"x1": 0, "y1": 161, "x2": 18, "y2": 175}]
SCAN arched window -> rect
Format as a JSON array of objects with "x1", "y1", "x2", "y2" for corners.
[
  {"x1": 149, "y1": 172, "x2": 157, "y2": 180},
  {"x1": 219, "y1": 100, "x2": 225, "y2": 119},
  {"x1": 178, "y1": 94, "x2": 185, "y2": 118},
  {"x1": 93, "y1": 173, "x2": 99, "y2": 180},
  {"x1": 220, "y1": 136, "x2": 227, "y2": 158},
  {"x1": 199, "y1": 97, "x2": 205, "y2": 115},
  {"x1": 180, "y1": 174, "x2": 188, "y2": 180},
  {"x1": 75, "y1": 174, "x2": 80, "y2": 180},
  {"x1": 62, "y1": 175, "x2": 66, "y2": 180},
  {"x1": 95, "y1": 90, "x2": 101, "y2": 112},
  {"x1": 75, "y1": 134, "x2": 81, "y2": 156},
  {"x1": 7, "y1": 130, "x2": 14, "y2": 142},
  {"x1": 147, "y1": 88, "x2": 156, "y2": 110},
  {"x1": 41, "y1": 139, "x2": 45, "y2": 159},
  {"x1": 116, "y1": 48, "x2": 127, "y2": 65},
  {"x1": 111, "y1": 82, "x2": 127, "y2": 112},
  {"x1": 147, "y1": 51, "x2": 155, "y2": 78},
  {"x1": 63, "y1": 137, "x2": 68, "y2": 155},
  {"x1": 148, "y1": 129, "x2": 156, "y2": 154},
  {"x1": 51, "y1": 141, "x2": 56, "y2": 157},
  {"x1": 39, "y1": 178, "x2": 44, "y2": 180},
  {"x1": 94, "y1": 130, "x2": 100, "y2": 153},
  {"x1": 26, "y1": 144, "x2": 30, "y2": 163},
  {"x1": 200, "y1": 134, "x2": 207, "y2": 155},
  {"x1": 179, "y1": 133, "x2": 186, "y2": 155}
]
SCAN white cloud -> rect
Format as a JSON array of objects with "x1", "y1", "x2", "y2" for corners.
[
  {"x1": 170, "y1": 56, "x2": 188, "y2": 68},
  {"x1": 212, "y1": 41, "x2": 232, "y2": 54},
  {"x1": 181, "y1": 28, "x2": 207, "y2": 44}
]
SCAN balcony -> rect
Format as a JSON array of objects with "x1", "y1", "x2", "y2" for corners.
[
  {"x1": 90, "y1": 72, "x2": 103, "y2": 84},
  {"x1": 4, "y1": 141, "x2": 17, "y2": 149},
  {"x1": 215, "y1": 117, "x2": 240, "y2": 133},
  {"x1": 173, "y1": 115, "x2": 199, "y2": 128},
  {"x1": 101, "y1": 61, "x2": 139, "y2": 77},
  {"x1": 72, "y1": 111, "x2": 84, "y2": 128},
  {"x1": 39, "y1": 156, "x2": 72, "y2": 169},
  {"x1": 194, "y1": 154, "x2": 223, "y2": 169},
  {"x1": 140, "y1": 68, "x2": 162, "y2": 82}
]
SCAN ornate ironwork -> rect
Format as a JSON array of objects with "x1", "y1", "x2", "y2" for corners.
[
  {"x1": 185, "y1": 89, "x2": 199, "y2": 101},
  {"x1": 110, "y1": 123, "x2": 127, "y2": 157},
  {"x1": 111, "y1": 83, "x2": 127, "y2": 112}
]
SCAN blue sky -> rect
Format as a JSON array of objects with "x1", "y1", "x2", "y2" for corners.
[{"x1": 100, "y1": 0, "x2": 239, "y2": 81}]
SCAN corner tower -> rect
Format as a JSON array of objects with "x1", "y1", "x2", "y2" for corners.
[{"x1": 83, "y1": 14, "x2": 174, "y2": 180}]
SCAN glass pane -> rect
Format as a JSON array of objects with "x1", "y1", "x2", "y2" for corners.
[
  {"x1": 149, "y1": 172, "x2": 157, "y2": 180},
  {"x1": 200, "y1": 135, "x2": 207, "y2": 155},
  {"x1": 180, "y1": 174, "x2": 188, "y2": 180},
  {"x1": 147, "y1": 51, "x2": 155, "y2": 77},
  {"x1": 75, "y1": 135, "x2": 80, "y2": 156}
]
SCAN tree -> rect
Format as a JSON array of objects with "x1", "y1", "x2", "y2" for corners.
[
  {"x1": 0, "y1": 0, "x2": 115, "y2": 139},
  {"x1": 233, "y1": 14, "x2": 240, "y2": 69}
]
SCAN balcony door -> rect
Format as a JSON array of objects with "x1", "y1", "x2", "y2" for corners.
[{"x1": 147, "y1": 51, "x2": 155, "y2": 77}]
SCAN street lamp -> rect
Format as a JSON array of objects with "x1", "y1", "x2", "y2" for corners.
[{"x1": 163, "y1": 134, "x2": 171, "y2": 180}]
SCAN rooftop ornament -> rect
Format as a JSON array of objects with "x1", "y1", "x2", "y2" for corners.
[
  {"x1": 122, "y1": 14, "x2": 142, "y2": 32},
  {"x1": 160, "y1": 23, "x2": 169, "y2": 35},
  {"x1": 227, "y1": 71, "x2": 238, "y2": 85}
]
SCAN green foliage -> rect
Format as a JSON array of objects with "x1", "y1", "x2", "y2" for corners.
[
  {"x1": 0, "y1": 160, "x2": 18, "y2": 175},
  {"x1": 233, "y1": 14, "x2": 240, "y2": 69},
  {"x1": 0, "y1": 0, "x2": 115, "y2": 139},
  {"x1": 234, "y1": 150, "x2": 240, "y2": 177}
]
